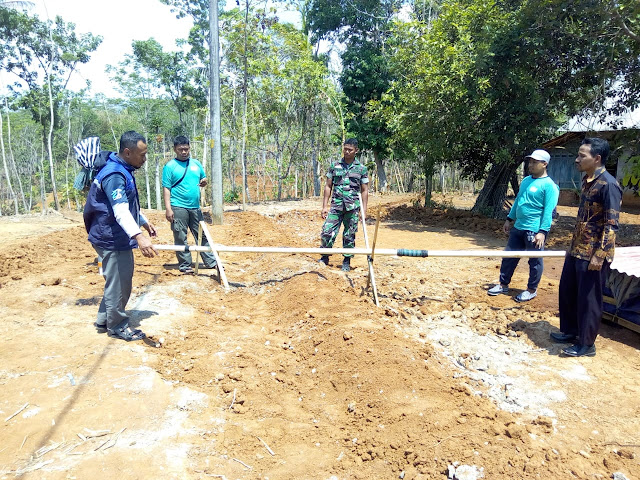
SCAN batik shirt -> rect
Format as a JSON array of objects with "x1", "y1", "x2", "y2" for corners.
[
  {"x1": 327, "y1": 159, "x2": 369, "y2": 212},
  {"x1": 569, "y1": 166, "x2": 622, "y2": 263}
]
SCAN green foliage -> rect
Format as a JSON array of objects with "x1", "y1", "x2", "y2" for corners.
[
  {"x1": 379, "y1": 0, "x2": 640, "y2": 215},
  {"x1": 621, "y1": 155, "x2": 640, "y2": 196},
  {"x1": 0, "y1": 7, "x2": 101, "y2": 131},
  {"x1": 224, "y1": 187, "x2": 240, "y2": 203},
  {"x1": 308, "y1": 0, "x2": 403, "y2": 159}
]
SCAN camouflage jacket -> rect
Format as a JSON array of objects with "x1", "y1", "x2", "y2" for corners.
[
  {"x1": 570, "y1": 166, "x2": 622, "y2": 263},
  {"x1": 327, "y1": 159, "x2": 369, "y2": 212}
]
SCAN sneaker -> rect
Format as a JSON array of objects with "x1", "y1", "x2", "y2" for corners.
[
  {"x1": 515, "y1": 290, "x2": 537, "y2": 302},
  {"x1": 318, "y1": 255, "x2": 329, "y2": 266},
  {"x1": 179, "y1": 267, "x2": 194, "y2": 274},
  {"x1": 487, "y1": 284, "x2": 508, "y2": 296},
  {"x1": 341, "y1": 258, "x2": 351, "y2": 272},
  {"x1": 203, "y1": 262, "x2": 218, "y2": 269}
]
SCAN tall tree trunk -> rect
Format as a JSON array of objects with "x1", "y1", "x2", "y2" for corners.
[
  {"x1": 422, "y1": 155, "x2": 434, "y2": 206},
  {"x1": 45, "y1": 71, "x2": 60, "y2": 211},
  {"x1": 510, "y1": 171, "x2": 520, "y2": 196},
  {"x1": 5, "y1": 99, "x2": 27, "y2": 212},
  {"x1": 228, "y1": 92, "x2": 236, "y2": 190},
  {"x1": 143, "y1": 128, "x2": 151, "y2": 209},
  {"x1": 65, "y1": 101, "x2": 72, "y2": 210},
  {"x1": 156, "y1": 140, "x2": 163, "y2": 210},
  {"x1": 374, "y1": 151, "x2": 387, "y2": 193},
  {"x1": 0, "y1": 103, "x2": 18, "y2": 215},
  {"x1": 472, "y1": 162, "x2": 520, "y2": 218},
  {"x1": 425, "y1": 176, "x2": 433, "y2": 207},
  {"x1": 311, "y1": 107, "x2": 321, "y2": 196},
  {"x1": 241, "y1": 0, "x2": 249, "y2": 210},
  {"x1": 40, "y1": 140, "x2": 46, "y2": 215},
  {"x1": 276, "y1": 151, "x2": 283, "y2": 201}
]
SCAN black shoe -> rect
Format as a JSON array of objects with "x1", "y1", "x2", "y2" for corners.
[
  {"x1": 550, "y1": 331, "x2": 577, "y2": 343},
  {"x1": 319, "y1": 255, "x2": 329, "y2": 266},
  {"x1": 562, "y1": 344, "x2": 596, "y2": 357},
  {"x1": 94, "y1": 322, "x2": 107, "y2": 334},
  {"x1": 341, "y1": 258, "x2": 351, "y2": 272}
]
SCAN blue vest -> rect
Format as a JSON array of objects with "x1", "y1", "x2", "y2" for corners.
[{"x1": 83, "y1": 153, "x2": 141, "y2": 251}]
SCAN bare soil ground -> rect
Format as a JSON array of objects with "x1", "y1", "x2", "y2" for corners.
[{"x1": 0, "y1": 193, "x2": 639, "y2": 480}]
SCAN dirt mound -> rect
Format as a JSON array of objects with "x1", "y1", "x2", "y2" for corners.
[{"x1": 0, "y1": 195, "x2": 638, "y2": 480}]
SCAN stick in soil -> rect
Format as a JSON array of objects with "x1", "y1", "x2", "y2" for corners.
[
  {"x1": 232, "y1": 458, "x2": 252, "y2": 469},
  {"x1": 228, "y1": 389, "x2": 236, "y2": 410},
  {"x1": 101, "y1": 428, "x2": 126, "y2": 451},
  {"x1": 257, "y1": 436, "x2": 275, "y2": 456},
  {"x1": 5, "y1": 403, "x2": 29, "y2": 422}
]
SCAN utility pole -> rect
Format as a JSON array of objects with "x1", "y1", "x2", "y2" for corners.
[{"x1": 209, "y1": 0, "x2": 223, "y2": 224}]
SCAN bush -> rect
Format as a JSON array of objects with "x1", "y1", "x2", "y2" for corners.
[{"x1": 224, "y1": 188, "x2": 240, "y2": 203}]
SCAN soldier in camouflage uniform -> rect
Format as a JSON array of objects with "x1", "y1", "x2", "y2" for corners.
[{"x1": 319, "y1": 138, "x2": 369, "y2": 272}]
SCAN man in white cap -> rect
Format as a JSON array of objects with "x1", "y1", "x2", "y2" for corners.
[{"x1": 487, "y1": 149, "x2": 559, "y2": 302}]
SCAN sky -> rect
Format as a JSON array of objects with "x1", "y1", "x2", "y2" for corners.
[
  {"x1": 27, "y1": 0, "x2": 193, "y2": 97},
  {"x1": 14, "y1": 0, "x2": 301, "y2": 98}
]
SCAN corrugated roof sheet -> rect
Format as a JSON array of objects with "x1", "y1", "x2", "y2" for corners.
[{"x1": 611, "y1": 246, "x2": 640, "y2": 279}]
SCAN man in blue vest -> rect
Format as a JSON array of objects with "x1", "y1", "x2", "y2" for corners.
[
  {"x1": 84, "y1": 131, "x2": 157, "y2": 342},
  {"x1": 162, "y1": 135, "x2": 216, "y2": 273}
]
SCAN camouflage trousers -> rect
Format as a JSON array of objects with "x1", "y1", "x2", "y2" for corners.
[{"x1": 320, "y1": 208, "x2": 359, "y2": 258}]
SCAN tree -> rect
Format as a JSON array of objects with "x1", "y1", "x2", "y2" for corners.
[
  {"x1": 129, "y1": 38, "x2": 206, "y2": 128},
  {"x1": 382, "y1": 0, "x2": 640, "y2": 216},
  {"x1": 0, "y1": 6, "x2": 101, "y2": 211},
  {"x1": 307, "y1": 0, "x2": 405, "y2": 192}
]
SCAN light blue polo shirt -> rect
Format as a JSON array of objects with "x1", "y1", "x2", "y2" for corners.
[
  {"x1": 162, "y1": 158, "x2": 206, "y2": 209},
  {"x1": 508, "y1": 175, "x2": 559, "y2": 233}
]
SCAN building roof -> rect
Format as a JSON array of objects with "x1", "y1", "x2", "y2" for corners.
[{"x1": 611, "y1": 246, "x2": 640, "y2": 279}]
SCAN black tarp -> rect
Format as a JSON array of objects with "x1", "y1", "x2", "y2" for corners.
[{"x1": 603, "y1": 247, "x2": 640, "y2": 326}]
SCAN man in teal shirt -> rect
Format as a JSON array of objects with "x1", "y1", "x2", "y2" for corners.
[
  {"x1": 162, "y1": 136, "x2": 216, "y2": 273},
  {"x1": 488, "y1": 149, "x2": 559, "y2": 302}
]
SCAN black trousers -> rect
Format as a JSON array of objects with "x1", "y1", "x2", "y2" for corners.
[{"x1": 559, "y1": 255, "x2": 610, "y2": 346}]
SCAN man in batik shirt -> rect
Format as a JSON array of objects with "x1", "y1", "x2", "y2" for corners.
[{"x1": 551, "y1": 138, "x2": 622, "y2": 357}]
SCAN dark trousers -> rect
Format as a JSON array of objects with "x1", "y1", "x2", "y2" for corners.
[
  {"x1": 499, "y1": 228, "x2": 544, "y2": 290},
  {"x1": 94, "y1": 246, "x2": 133, "y2": 330},
  {"x1": 559, "y1": 255, "x2": 610, "y2": 346},
  {"x1": 171, "y1": 206, "x2": 216, "y2": 269}
]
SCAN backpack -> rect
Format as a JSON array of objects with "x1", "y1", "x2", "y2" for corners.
[{"x1": 73, "y1": 137, "x2": 113, "y2": 192}]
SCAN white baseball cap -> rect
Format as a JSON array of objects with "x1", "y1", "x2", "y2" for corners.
[{"x1": 526, "y1": 149, "x2": 550, "y2": 163}]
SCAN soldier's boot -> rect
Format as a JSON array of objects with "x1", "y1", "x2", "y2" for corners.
[
  {"x1": 341, "y1": 257, "x2": 351, "y2": 272},
  {"x1": 319, "y1": 255, "x2": 329, "y2": 265}
]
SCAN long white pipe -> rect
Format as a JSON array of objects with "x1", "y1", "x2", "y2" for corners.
[{"x1": 153, "y1": 244, "x2": 567, "y2": 258}]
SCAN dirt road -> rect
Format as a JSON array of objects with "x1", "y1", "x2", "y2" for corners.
[{"x1": 0, "y1": 194, "x2": 638, "y2": 479}]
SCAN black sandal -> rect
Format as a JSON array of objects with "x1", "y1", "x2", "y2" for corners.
[
  {"x1": 94, "y1": 322, "x2": 108, "y2": 333},
  {"x1": 107, "y1": 326, "x2": 146, "y2": 342}
]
